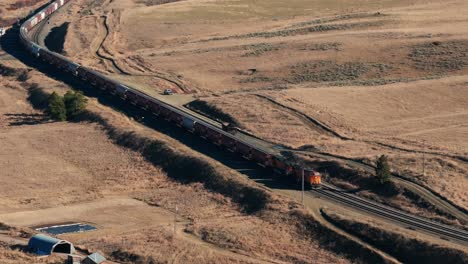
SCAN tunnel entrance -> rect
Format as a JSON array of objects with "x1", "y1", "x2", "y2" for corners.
[{"x1": 53, "y1": 242, "x2": 72, "y2": 254}]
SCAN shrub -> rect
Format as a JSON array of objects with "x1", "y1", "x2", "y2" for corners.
[
  {"x1": 47, "y1": 92, "x2": 66, "y2": 121},
  {"x1": 0, "y1": 64, "x2": 17, "y2": 76},
  {"x1": 375, "y1": 155, "x2": 391, "y2": 184},
  {"x1": 16, "y1": 71, "x2": 30, "y2": 82},
  {"x1": 64, "y1": 90, "x2": 88, "y2": 120}
]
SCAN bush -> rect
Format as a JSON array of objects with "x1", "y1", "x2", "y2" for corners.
[
  {"x1": 45, "y1": 90, "x2": 88, "y2": 121},
  {"x1": 375, "y1": 155, "x2": 391, "y2": 184},
  {"x1": 16, "y1": 71, "x2": 29, "y2": 82},
  {"x1": 64, "y1": 90, "x2": 88, "y2": 119},
  {"x1": 47, "y1": 92, "x2": 66, "y2": 121}
]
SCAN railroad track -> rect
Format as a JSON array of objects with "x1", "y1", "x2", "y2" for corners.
[
  {"x1": 292, "y1": 149, "x2": 468, "y2": 224},
  {"x1": 311, "y1": 184, "x2": 468, "y2": 245},
  {"x1": 19, "y1": 0, "x2": 468, "y2": 247}
]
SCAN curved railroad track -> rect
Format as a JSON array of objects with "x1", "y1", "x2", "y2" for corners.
[
  {"x1": 18, "y1": 0, "x2": 468, "y2": 247},
  {"x1": 257, "y1": 94, "x2": 467, "y2": 223},
  {"x1": 311, "y1": 184, "x2": 468, "y2": 245},
  {"x1": 292, "y1": 150, "x2": 468, "y2": 224}
]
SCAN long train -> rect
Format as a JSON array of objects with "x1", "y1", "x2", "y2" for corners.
[{"x1": 19, "y1": 0, "x2": 321, "y2": 188}]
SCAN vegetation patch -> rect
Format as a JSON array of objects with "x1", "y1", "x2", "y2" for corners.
[
  {"x1": 334, "y1": 76, "x2": 438, "y2": 86},
  {"x1": 321, "y1": 160, "x2": 396, "y2": 195},
  {"x1": 289, "y1": 60, "x2": 369, "y2": 83},
  {"x1": 205, "y1": 21, "x2": 386, "y2": 41},
  {"x1": 409, "y1": 40, "x2": 468, "y2": 72},
  {"x1": 135, "y1": 0, "x2": 184, "y2": 6},
  {"x1": 0, "y1": 63, "x2": 28, "y2": 78},
  {"x1": 46, "y1": 90, "x2": 88, "y2": 121},
  {"x1": 322, "y1": 210, "x2": 468, "y2": 264},
  {"x1": 110, "y1": 249, "x2": 156, "y2": 264},
  {"x1": 298, "y1": 42, "x2": 342, "y2": 51},
  {"x1": 240, "y1": 75, "x2": 274, "y2": 83},
  {"x1": 47, "y1": 92, "x2": 67, "y2": 121},
  {"x1": 290, "y1": 12, "x2": 386, "y2": 28},
  {"x1": 0, "y1": 63, "x2": 18, "y2": 77},
  {"x1": 196, "y1": 227, "x2": 244, "y2": 251},
  {"x1": 286, "y1": 61, "x2": 396, "y2": 84},
  {"x1": 241, "y1": 43, "x2": 284, "y2": 57}
]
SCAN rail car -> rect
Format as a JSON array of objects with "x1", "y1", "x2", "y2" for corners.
[{"x1": 19, "y1": 0, "x2": 322, "y2": 189}]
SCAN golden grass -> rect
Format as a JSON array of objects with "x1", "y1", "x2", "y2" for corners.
[{"x1": 0, "y1": 66, "x2": 355, "y2": 263}]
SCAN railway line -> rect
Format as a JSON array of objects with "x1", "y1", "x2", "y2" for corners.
[
  {"x1": 17, "y1": 0, "x2": 468, "y2": 248},
  {"x1": 311, "y1": 184, "x2": 468, "y2": 245},
  {"x1": 257, "y1": 94, "x2": 467, "y2": 224},
  {"x1": 293, "y1": 150, "x2": 468, "y2": 224}
]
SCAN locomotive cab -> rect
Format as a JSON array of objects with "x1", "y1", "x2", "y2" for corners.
[
  {"x1": 298, "y1": 169, "x2": 322, "y2": 189},
  {"x1": 307, "y1": 170, "x2": 322, "y2": 189}
]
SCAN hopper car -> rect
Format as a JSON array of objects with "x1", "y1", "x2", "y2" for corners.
[{"x1": 19, "y1": 0, "x2": 322, "y2": 189}]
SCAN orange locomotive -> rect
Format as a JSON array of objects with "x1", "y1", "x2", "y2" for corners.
[
  {"x1": 293, "y1": 168, "x2": 322, "y2": 189},
  {"x1": 267, "y1": 156, "x2": 322, "y2": 189}
]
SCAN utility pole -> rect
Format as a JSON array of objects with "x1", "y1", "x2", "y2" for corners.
[
  {"x1": 422, "y1": 140, "x2": 426, "y2": 177},
  {"x1": 422, "y1": 152, "x2": 426, "y2": 177},
  {"x1": 301, "y1": 169, "x2": 305, "y2": 205},
  {"x1": 174, "y1": 206, "x2": 178, "y2": 235}
]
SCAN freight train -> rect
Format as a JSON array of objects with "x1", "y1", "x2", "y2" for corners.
[{"x1": 19, "y1": 0, "x2": 322, "y2": 188}]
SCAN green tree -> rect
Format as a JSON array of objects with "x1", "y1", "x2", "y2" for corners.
[
  {"x1": 47, "y1": 92, "x2": 66, "y2": 121},
  {"x1": 64, "y1": 90, "x2": 88, "y2": 119},
  {"x1": 375, "y1": 155, "x2": 391, "y2": 184}
]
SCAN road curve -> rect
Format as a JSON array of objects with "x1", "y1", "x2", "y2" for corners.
[{"x1": 19, "y1": 0, "x2": 468, "y2": 247}]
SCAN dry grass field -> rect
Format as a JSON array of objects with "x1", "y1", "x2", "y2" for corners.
[
  {"x1": 28, "y1": 0, "x2": 465, "y2": 226},
  {"x1": 1, "y1": 0, "x2": 467, "y2": 262},
  {"x1": 0, "y1": 62, "x2": 352, "y2": 262},
  {"x1": 0, "y1": 0, "x2": 48, "y2": 27},
  {"x1": 44, "y1": 0, "x2": 467, "y2": 209}
]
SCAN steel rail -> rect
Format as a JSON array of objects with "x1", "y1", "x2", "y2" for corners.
[
  {"x1": 312, "y1": 188, "x2": 468, "y2": 244},
  {"x1": 321, "y1": 183, "x2": 468, "y2": 235}
]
